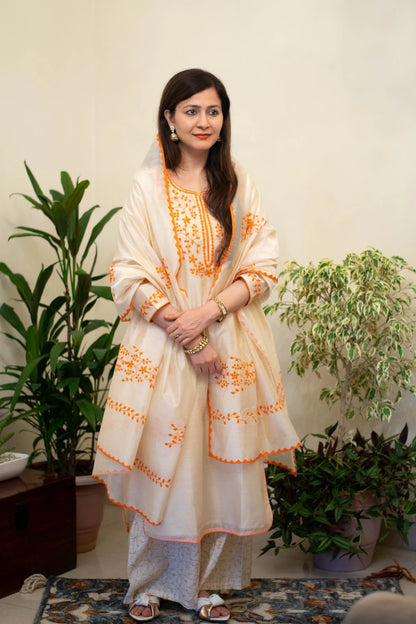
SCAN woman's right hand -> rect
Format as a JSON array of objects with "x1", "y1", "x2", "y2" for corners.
[{"x1": 188, "y1": 342, "x2": 223, "y2": 376}]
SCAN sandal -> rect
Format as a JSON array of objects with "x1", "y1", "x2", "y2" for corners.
[
  {"x1": 197, "y1": 593, "x2": 230, "y2": 622},
  {"x1": 128, "y1": 594, "x2": 160, "y2": 622}
]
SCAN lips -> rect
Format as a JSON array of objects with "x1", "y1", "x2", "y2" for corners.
[{"x1": 194, "y1": 134, "x2": 211, "y2": 139}]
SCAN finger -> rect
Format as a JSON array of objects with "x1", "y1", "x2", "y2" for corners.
[{"x1": 164, "y1": 311, "x2": 181, "y2": 320}]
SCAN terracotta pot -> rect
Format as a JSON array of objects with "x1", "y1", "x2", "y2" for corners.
[
  {"x1": 75, "y1": 475, "x2": 106, "y2": 553},
  {"x1": 313, "y1": 491, "x2": 382, "y2": 572}
]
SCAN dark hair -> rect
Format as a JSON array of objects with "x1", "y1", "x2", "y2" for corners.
[{"x1": 158, "y1": 68, "x2": 237, "y2": 264}]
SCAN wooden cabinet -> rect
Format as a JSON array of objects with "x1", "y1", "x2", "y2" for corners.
[{"x1": 0, "y1": 468, "x2": 76, "y2": 597}]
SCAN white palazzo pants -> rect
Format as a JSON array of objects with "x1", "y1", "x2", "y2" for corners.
[{"x1": 124, "y1": 514, "x2": 252, "y2": 610}]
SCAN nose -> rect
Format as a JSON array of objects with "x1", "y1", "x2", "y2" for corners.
[{"x1": 197, "y1": 111, "x2": 209, "y2": 129}]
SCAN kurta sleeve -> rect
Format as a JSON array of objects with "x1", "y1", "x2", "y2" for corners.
[
  {"x1": 232, "y1": 167, "x2": 279, "y2": 303},
  {"x1": 110, "y1": 176, "x2": 171, "y2": 322}
]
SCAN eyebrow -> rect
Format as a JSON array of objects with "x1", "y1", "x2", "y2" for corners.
[{"x1": 182, "y1": 104, "x2": 221, "y2": 109}]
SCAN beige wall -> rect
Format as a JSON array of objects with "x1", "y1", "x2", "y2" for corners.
[{"x1": 1, "y1": 0, "x2": 415, "y2": 451}]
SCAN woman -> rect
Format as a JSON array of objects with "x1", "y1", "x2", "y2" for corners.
[{"x1": 93, "y1": 68, "x2": 300, "y2": 622}]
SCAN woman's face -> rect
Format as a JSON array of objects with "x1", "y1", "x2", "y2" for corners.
[{"x1": 164, "y1": 87, "x2": 223, "y2": 155}]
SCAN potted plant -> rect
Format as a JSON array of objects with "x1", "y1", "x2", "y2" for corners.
[
  {"x1": 0, "y1": 164, "x2": 121, "y2": 550},
  {"x1": 263, "y1": 248, "x2": 416, "y2": 570}
]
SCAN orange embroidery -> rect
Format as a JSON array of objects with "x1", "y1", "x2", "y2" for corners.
[
  {"x1": 120, "y1": 302, "x2": 132, "y2": 322},
  {"x1": 214, "y1": 357, "x2": 256, "y2": 393},
  {"x1": 140, "y1": 289, "x2": 165, "y2": 317},
  {"x1": 241, "y1": 213, "x2": 265, "y2": 240},
  {"x1": 168, "y1": 179, "x2": 223, "y2": 278},
  {"x1": 211, "y1": 397, "x2": 286, "y2": 425},
  {"x1": 155, "y1": 258, "x2": 172, "y2": 289},
  {"x1": 109, "y1": 263, "x2": 115, "y2": 284},
  {"x1": 164, "y1": 423, "x2": 186, "y2": 448},
  {"x1": 246, "y1": 272, "x2": 263, "y2": 297},
  {"x1": 116, "y1": 345, "x2": 158, "y2": 386},
  {"x1": 134, "y1": 458, "x2": 171, "y2": 488},
  {"x1": 107, "y1": 397, "x2": 146, "y2": 425}
]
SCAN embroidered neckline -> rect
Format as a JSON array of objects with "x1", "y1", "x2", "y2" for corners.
[{"x1": 166, "y1": 169, "x2": 207, "y2": 196}]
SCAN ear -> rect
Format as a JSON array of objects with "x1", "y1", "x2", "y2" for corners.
[{"x1": 164, "y1": 109, "x2": 174, "y2": 126}]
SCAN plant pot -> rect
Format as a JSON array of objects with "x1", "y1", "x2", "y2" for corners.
[
  {"x1": 381, "y1": 516, "x2": 416, "y2": 551},
  {"x1": 0, "y1": 453, "x2": 29, "y2": 482},
  {"x1": 75, "y1": 474, "x2": 106, "y2": 553},
  {"x1": 313, "y1": 492, "x2": 382, "y2": 572}
]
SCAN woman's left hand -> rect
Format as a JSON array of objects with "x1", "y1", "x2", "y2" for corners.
[{"x1": 165, "y1": 308, "x2": 211, "y2": 345}]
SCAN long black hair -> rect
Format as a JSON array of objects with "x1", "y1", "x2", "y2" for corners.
[{"x1": 158, "y1": 69, "x2": 237, "y2": 264}]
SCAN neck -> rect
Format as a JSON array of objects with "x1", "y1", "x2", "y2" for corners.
[{"x1": 176, "y1": 145, "x2": 209, "y2": 174}]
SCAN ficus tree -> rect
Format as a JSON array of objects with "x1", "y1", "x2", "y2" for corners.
[{"x1": 265, "y1": 248, "x2": 416, "y2": 441}]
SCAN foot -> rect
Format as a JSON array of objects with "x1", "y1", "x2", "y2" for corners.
[
  {"x1": 197, "y1": 591, "x2": 230, "y2": 622},
  {"x1": 129, "y1": 594, "x2": 160, "y2": 622}
]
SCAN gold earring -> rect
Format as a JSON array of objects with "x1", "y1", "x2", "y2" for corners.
[
  {"x1": 216, "y1": 135, "x2": 222, "y2": 143},
  {"x1": 169, "y1": 125, "x2": 179, "y2": 142}
]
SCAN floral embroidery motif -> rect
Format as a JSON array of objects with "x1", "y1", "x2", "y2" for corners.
[
  {"x1": 109, "y1": 263, "x2": 115, "y2": 284},
  {"x1": 169, "y1": 180, "x2": 223, "y2": 278},
  {"x1": 214, "y1": 357, "x2": 256, "y2": 394},
  {"x1": 155, "y1": 258, "x2": 172, "y2": 289},
  {"x1": 211, "y1": 395, "x2": 286, "y2": 425},
  {"x1": 106, "y1": 397, "x2": 146, "y2": 425},
  {"x1": 164, "y1": 423, "x2": 186, "y2": 448},
  {"x1": 241, "y1": 213, "x2": 265, "y2": 240},
  {"x1": 134, "y1": 458, "x2": 171, "y2": 488},
  {"x1": 140, "y1": 289, "x2": 165, "y2": 317},
  {"x1": 245, "y1": 272, "x2": 263, "y2": 297},
  {"x1": 116, "y1": 345, "x2": 158, "y2": 387}
]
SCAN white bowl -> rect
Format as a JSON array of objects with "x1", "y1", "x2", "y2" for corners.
[{"x1": 0, "y1": 452, "x2": 29, "y2": 482}]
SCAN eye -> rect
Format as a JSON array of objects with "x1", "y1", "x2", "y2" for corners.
[
  {"x1": 185, "y1": 109, "x2": 196, "y2": 115},
  {"x1": 209, "y1": 109, "x2": 220, "y2": 116}
]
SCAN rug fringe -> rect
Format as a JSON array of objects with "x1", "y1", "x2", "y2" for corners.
[
  {"x1": 368, "y1": 559, "x2": 416, "y2": 583},
  {"x1": 20, "y1": 573, "x2": 48, "y2": 593}
]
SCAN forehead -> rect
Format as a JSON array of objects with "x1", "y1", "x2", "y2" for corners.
[{"x1": 177, "y1": 87, "x2": 221, "y2": 108}]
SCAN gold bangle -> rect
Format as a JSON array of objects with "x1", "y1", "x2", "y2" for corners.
[
  {"x1": 183, "y1": 333, "x2": 209, "y2": 355},
  {"x1": 212, "y1": 297, "x2": 227, "y2": 322}
]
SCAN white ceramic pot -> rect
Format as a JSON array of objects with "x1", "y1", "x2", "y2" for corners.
[{"x1": 0, "y1": 452, "x2": 29, "y2": 482}]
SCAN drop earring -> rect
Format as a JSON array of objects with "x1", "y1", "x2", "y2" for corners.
[
  {"x1": 216, "y1": 135, "x2": 222, "y2": 143},
  {"x1": 170, "y1": 125, "x2": 179, "y2": 142}
]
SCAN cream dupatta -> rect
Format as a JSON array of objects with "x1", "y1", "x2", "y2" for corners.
[{"x1": 93, "y1": 138, "x2": 300, "y2": 532}]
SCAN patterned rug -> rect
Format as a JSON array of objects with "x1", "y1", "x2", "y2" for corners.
[{"x1": 33, "y1": 576, "x2": 402, "y2": 623}]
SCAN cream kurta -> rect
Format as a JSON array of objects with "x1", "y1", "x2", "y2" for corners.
[{"x1": 93, "y1": 137, "x2": 300, "y2": 542}]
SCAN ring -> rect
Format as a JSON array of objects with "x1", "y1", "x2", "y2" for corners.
[{"x1": 173, "y1": 334, "x2": 179, "y2": 339}]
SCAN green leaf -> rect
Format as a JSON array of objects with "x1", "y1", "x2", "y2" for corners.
[
  {"x1": 0, "y1": 303, "x2": 26, "y2": 338},
  {"x1": 50, "y1": 342, "x2": 66, "y2": 373},
  {"x1": 9, "y1": 226, "x2": 60, "y2": 250},
  {"x1": 60, "y1": 171, "x2": 75, "y2": 196},
  {"x1": 77, "y1": 399, "x2": 103, "y2": 430},
  {"x1": 90, "y1": 285, "x2": 113, "y2": 301},
  {"x1": 81, "y1": 207, "x2": 121, "y2": 264},
  {"x1": 24, "y1": 162, "x2": 49, "y2": 204},
  {"x1": 73, "y1": 271, "x2": 92, "y2": 325},
  {"x1": 10, "y1": 356, "x2": 47, "y2": 410},
  {"x1": 51, "y1": 201, "x2": 67, "y2": 239}
]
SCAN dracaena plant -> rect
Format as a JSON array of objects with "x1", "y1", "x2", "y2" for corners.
[
  {"x1": 265, "y1": 248, "x2": 416, "y2": 441},
  {"x1": 0, "y1": 164, "x2": 121, "y2": 476}
]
